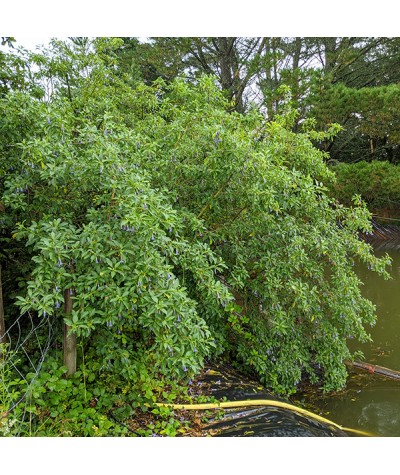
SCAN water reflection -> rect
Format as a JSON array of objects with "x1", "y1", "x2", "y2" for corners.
[
  {"x1": 359, "y1": 399, "x2": 400, "y2": 436},
  {"x1": 353, "y1": 247, "x2": 400, "y2": 370}
]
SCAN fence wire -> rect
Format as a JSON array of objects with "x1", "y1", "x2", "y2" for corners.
[{"x1": 0, "y1": 311, "x2": 57, "y2": 435}]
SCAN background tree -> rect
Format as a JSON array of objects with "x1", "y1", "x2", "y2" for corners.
[
  {"x1": 114, "y1": 37, "x2": 267, "y2": 112},
  {"x1": 120, "y1": 36, "x2": 400, "y2": 164},
  {"x1": 302, "y1": 37, "x2": 400, "y2": 163}
]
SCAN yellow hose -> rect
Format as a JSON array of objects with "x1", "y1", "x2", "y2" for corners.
[{"x1": 155, "y1": 399, "x2": 374, "y2": 437}]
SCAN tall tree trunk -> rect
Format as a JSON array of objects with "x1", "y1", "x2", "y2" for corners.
[
  {"x1": 63, "y1": 289, "x2": 76, "y2": 376},
  {"x1": 292, "y1": 37, "x2": 302, "y2": 71},
  {"x1": 291, "y1": 37, "x2": 303, "y2": 131},
  {"x1": 263, "y1": 38, "x2": 275, "y2": 120},
  {"x1": 217, "y1": 38, "x2": 235, "y2": 102},
  {"x1": 323, "y1": 37, "x2": 338, "y2": 73},
  {"x1": 0, "y1": 265, "x2": 5, "y2": 358}
]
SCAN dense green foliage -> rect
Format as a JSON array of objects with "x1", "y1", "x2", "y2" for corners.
[
  {"x1": 1, "y1": 38, "x2": 229, "y2": 377},
  {"x1": 329, "y1": 161, "x2": 400, "y2": 212},
  {"x1": 0, "y1": 38, "x2": 392, "y2": 435},
  {"x1": 311, "y1": 83, "x2": 400, "y2": 163}
]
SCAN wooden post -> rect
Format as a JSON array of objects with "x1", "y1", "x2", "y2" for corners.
[
  {"x1": 63, "y1": 289, "x2": 77, "y2": 376},
  {"x1": 0, "y1": 265, "x2": 5, "y2": 358}
]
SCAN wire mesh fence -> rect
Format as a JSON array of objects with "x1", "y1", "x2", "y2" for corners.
[{"x1": 0, "y1": 311, "x2": 57, "y2": 435}]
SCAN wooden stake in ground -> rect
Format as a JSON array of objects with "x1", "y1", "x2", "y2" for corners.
[{"x1": 63, "y1": 288, "x2": 77, "y2": 376}]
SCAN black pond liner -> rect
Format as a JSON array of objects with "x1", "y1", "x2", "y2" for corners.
[
  {"x1": 362, "y1": 220, "x2": 400, "y2": 250},
  {"x1": 199, "y1": 363, "x2": 347, "y2": 437}
]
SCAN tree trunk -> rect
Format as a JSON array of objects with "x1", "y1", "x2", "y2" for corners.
[
  {"x1": 217, "y1": 38, "x2": 235, "y2": 99},
  {"x1": 63, "y1": 289, "x2": 76, "y2": 376},
  {"x1": 0, "y1": 265, "x2": 5, "y2": 358},
  {"x1": 291, "y1": 37, "x2": 303, "y2": 131},
  {"x1": 323, "y1": 37, "x2": 337, "y2": 73},
  {"x1": 263, "y1": 38, "x2": 275, "y2": 120},
  {"x1": 292, "y1": 37, "x2": 302, "y2": 71}
]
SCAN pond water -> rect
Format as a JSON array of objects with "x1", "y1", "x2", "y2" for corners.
[{"x1": 295, "y1": 244, "x2": 400, "y2": 437}]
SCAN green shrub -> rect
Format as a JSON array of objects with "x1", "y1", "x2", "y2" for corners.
[{"x1": 0, "y1": 38, "x2": 390, "y2": 409}]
